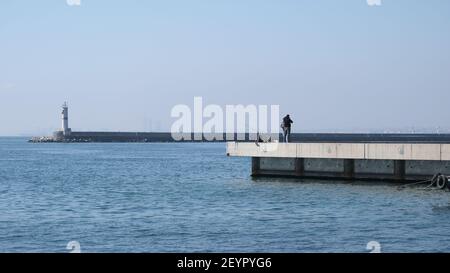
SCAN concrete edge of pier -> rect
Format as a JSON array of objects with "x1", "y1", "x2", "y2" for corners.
[{"x1": 226, "y1": 142, "x2": 450, "y2": 181}]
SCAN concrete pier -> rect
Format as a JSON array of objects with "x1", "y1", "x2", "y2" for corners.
[{"x1": 227, "y1": 142, "x2": 450, "y2": 181}]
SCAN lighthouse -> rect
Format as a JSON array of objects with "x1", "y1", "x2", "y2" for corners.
[{"x1": 61, "y1": 102, "x2": 71, "y2": 136}]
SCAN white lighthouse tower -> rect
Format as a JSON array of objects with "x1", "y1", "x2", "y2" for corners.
[{"x1": 61, "y1": 102, "x2": 71, "y2": 136}]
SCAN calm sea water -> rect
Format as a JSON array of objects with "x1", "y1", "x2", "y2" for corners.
[{"x1": 1, "y1": 137, "x2": 450, "y2": 253}]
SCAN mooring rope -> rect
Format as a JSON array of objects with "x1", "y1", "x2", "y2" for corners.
[
  {"x1": 397, "y1": 174, "x2": 440, "y2": 190},
  {"x1": 397, "y1": 179, "x2": 433, "y2": 190}
]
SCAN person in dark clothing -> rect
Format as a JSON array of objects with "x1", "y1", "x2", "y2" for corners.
[{"x1": 281, "y1": 114, "x2": 293, "y2": 143}]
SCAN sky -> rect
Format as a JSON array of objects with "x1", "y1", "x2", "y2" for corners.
[{"x1": 0, "y1": 0, "x2": 450, "y2": 135}]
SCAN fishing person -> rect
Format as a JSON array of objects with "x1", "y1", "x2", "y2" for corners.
[{"x1": 281, "y1": 114, "x2": 293, "y2": 143}]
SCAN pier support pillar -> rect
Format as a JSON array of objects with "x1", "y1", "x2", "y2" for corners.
[
  {"x1": 295, "y1": 158, "x2": 304, "y2": 176},
  {"x1": 252, "y1": 157, "x2": 261, "y2": 176},
  {"x1": 394, "y1": 160, "x2": 406, "y2": 180},
  {"x1": 344, "y1": 159, "x2": 355, "y2": 179}
]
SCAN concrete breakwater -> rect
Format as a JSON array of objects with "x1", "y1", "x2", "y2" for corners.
[
  {"x1": 227, "y1": 142, "x2": 450, "y2": 182},
  {"x1": 30, "y1": 132, "x2": 232, "y2": 143},
  {"x1": 29, "y1": 133, "x2": 450, "y2": 143}
]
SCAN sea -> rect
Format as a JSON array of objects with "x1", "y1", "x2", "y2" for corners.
[{"x1": 1, "y1": 137, "x2": 450, "y2": 253}]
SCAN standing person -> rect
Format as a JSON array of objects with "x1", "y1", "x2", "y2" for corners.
[{"x1": 282, "y1": 114, "x2": 293, "y2": 143}]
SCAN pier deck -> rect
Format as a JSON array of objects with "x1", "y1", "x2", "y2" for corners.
[{"x1": 227, "y1": 142, "x2": 450, "y2": 181}]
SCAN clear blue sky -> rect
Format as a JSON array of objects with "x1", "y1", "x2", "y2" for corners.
[{"x1": 1, "y1": 0, "x2": 449, "y2": 135}]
